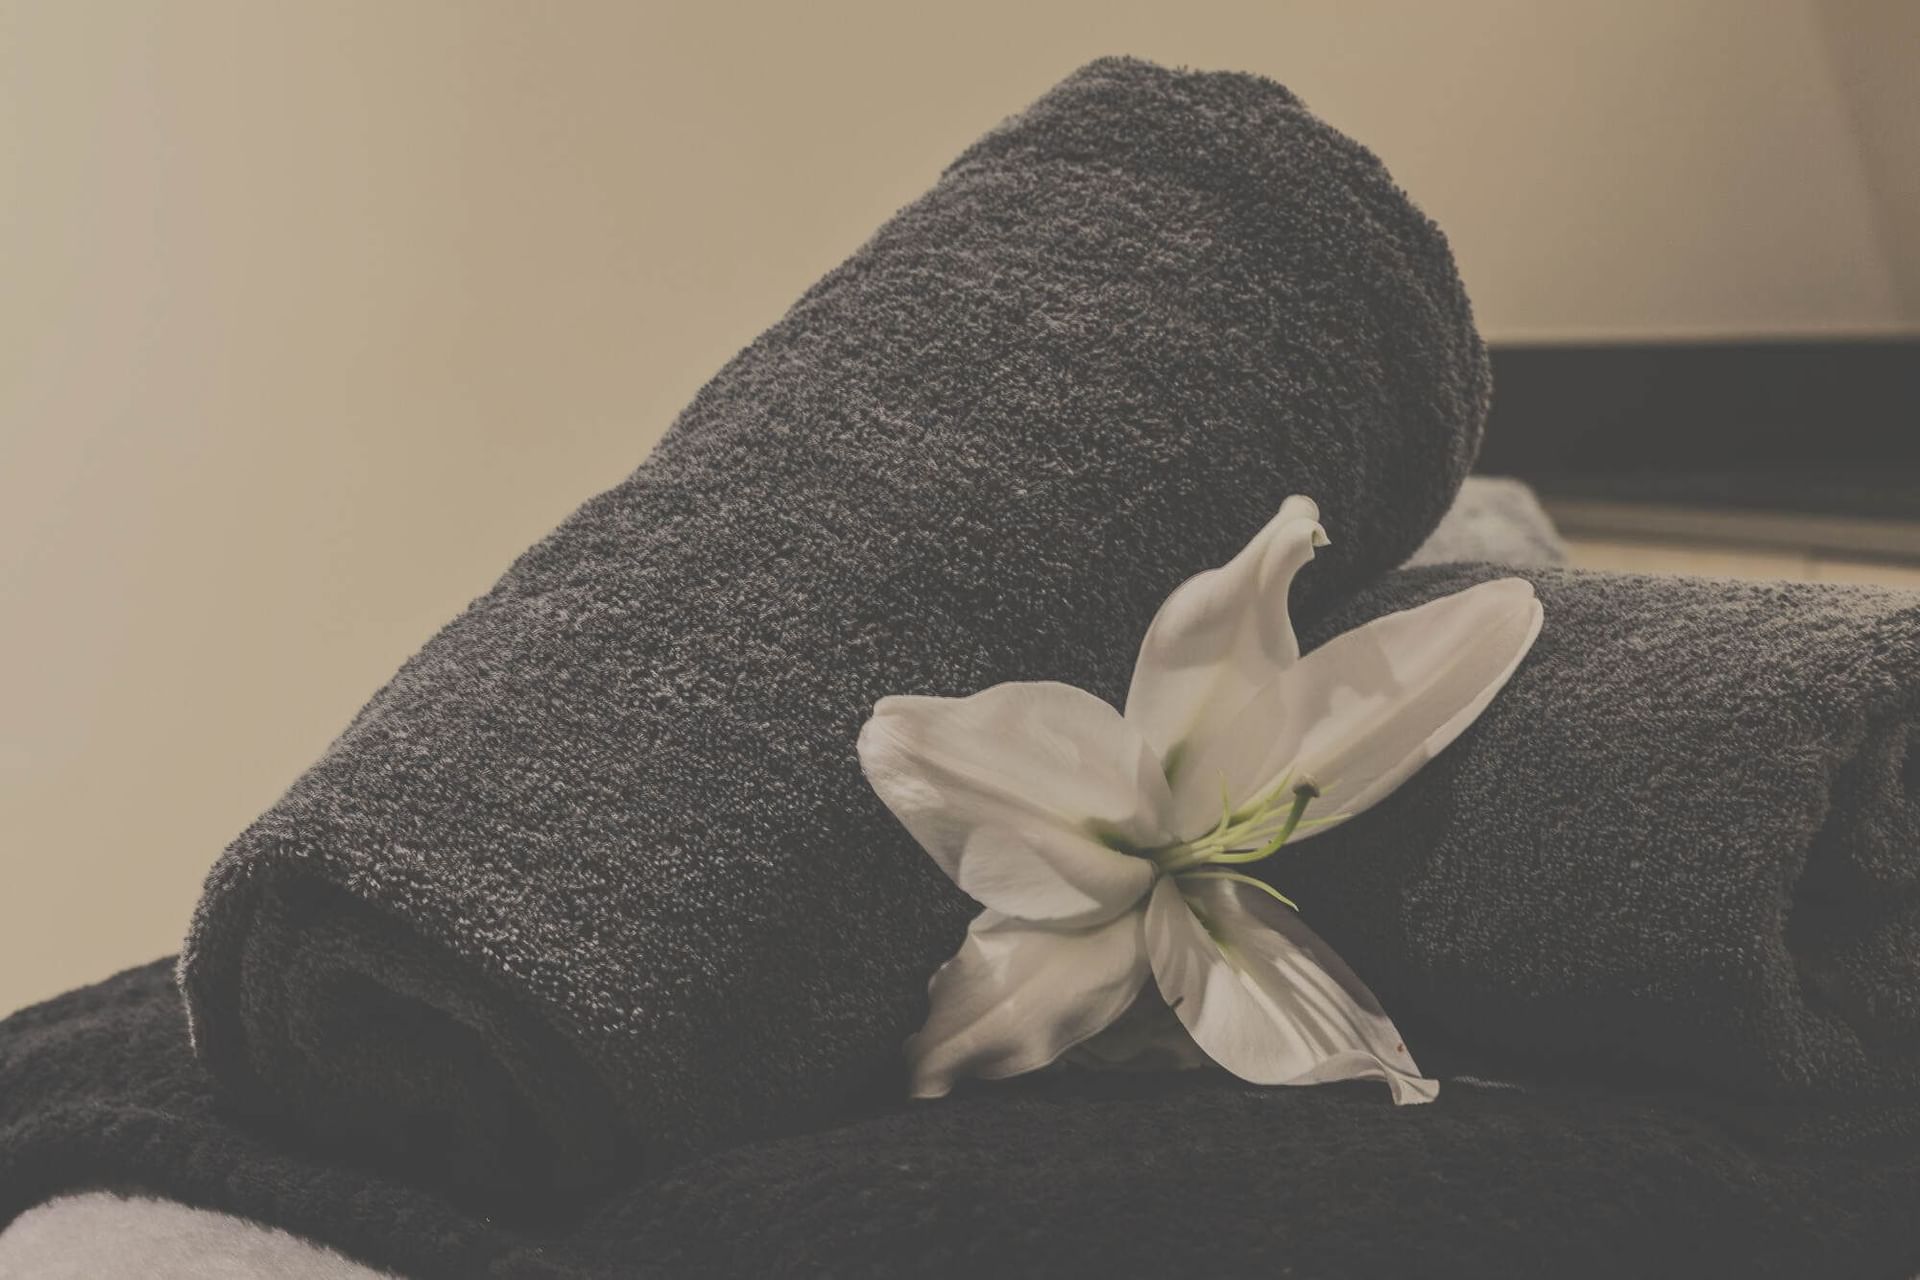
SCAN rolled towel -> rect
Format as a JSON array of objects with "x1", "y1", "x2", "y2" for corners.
[
  {"x1": 178, "y1": 56, "x2": 1490, "y2": 1198},
  {"x1": 1276, "y1": 565, "x2": 1920, "y2": 1099}
]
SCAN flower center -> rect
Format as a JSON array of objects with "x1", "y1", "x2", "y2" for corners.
[{"x1": 1149, "y1": 776, "x2": 1322, "y2": 876}]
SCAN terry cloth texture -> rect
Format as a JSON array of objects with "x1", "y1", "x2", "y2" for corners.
[
  {"x1": 6, "y1": 962, "x2": 1920, "y2": 1280},
  {"x1": 1404, "y1": 475, "x2": 1565, "y2": 568},
  {"x1": 1279, "y1": 565, "x2": 1920, "y2": 1102},
  {"x1": 177, "y1": 56, "x2": 1491, "y2": 1201},
  {"x1": 0, "y1": 483, "x2": 1572, "y2": 1280}
]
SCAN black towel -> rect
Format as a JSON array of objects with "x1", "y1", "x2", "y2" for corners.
[
  {"x1": 1278, "y1": 564, "x2": 1920, "y2": 1100},
  {"x1": 177, "y1": 57, "x2": 1490, "y2": 1198},
  {"x1": 6, "y1": 962, "x2": 1920, "y2": 1280}
]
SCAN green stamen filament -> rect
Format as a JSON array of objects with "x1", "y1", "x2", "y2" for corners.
[
  {"x1": 1206, "y1": 785, "x2": 1316, "y2": 864},
  {"x1": 1177, "y1": 869, "x2": 1299, "y2": 912},
  {"x1": 1150, "y1": 779, "x2": 1328, "y2": 875}
]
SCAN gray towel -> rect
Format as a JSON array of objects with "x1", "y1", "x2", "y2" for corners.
[
  {"x1": 1277, "y1": 564, "x2": 1920, "y2": 1099},
  {"x1": 178, "y1": 56, "x2": 1489, "y2": 1199},
  {"x1": 10, "y1": 962, "x2": 1920, "y2": 1280}
]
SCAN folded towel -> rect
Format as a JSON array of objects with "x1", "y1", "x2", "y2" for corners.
[
  {"x1": 1278, "y1": 565, "x2": 1920, "y2": 1099},
  {"x1": 6, "y1": 962, "x2": 1920, "y2": 1280},
  {"x1": 177, "y1": 56, "x2": 1491, "y2": 1199}
]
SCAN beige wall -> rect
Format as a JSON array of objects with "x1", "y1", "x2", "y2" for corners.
[
  {"x1": 1816, "y1": 0, "x2": 1920, "y2": 318},
  {"x1": 2, "y1": 0, "x2": 1914, "y2": 1017}
]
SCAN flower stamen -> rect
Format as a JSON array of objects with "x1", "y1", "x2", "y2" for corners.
[
  {"x1": 1176, "y1": 869, "x2": 1300, "y2": 912},
  {"x1": 1209, "y1": 781, "x2": 1318, "y2": 865},
  {"x1": 1150, "y1": 778, "x2": 1325, "y2": 874}
]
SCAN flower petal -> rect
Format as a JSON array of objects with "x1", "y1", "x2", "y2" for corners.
[
  {"x1": 907, "y1": 908, "x2": 1150, "y2": 1098},
  {"x1": 1124, "y1": 496, "x2": 1326, "y2": 775},
  {"x1": 1063, "y1": 987, "x2": 1212, "y2": 1073},
  {"x1": 1168, "y1": 577, "x2": 1541, "y2": 839},
  {"x1": 1144, "y1": 875, "x2": 1437, "y2": 1104},
  {"x1": 1286, "y1": 577, "x2": 1543, "y2": 835},
  {"x1": 859, "y1": 682, "x2": 1167, "y2": 924}
]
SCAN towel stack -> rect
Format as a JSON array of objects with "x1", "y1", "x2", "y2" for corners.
[{"x1": 4, "y1": 56, "x2": 1919, "y2": 1280}]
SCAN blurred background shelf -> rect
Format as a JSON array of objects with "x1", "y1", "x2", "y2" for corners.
[
  {"x1": 1547, "y1": 496, "x2": 1920, "y2": 566},
  {"x1": 1562, "y1": 526, "x2": 1920, "y2": 587},
  {"x1": 1482, "y1": 337, "x2": 1920, "y2": 581}
]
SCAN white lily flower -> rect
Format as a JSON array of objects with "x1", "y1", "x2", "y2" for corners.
[{"x1": 858, "y1": 495, "x2": 1543, "y2": 1105}]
